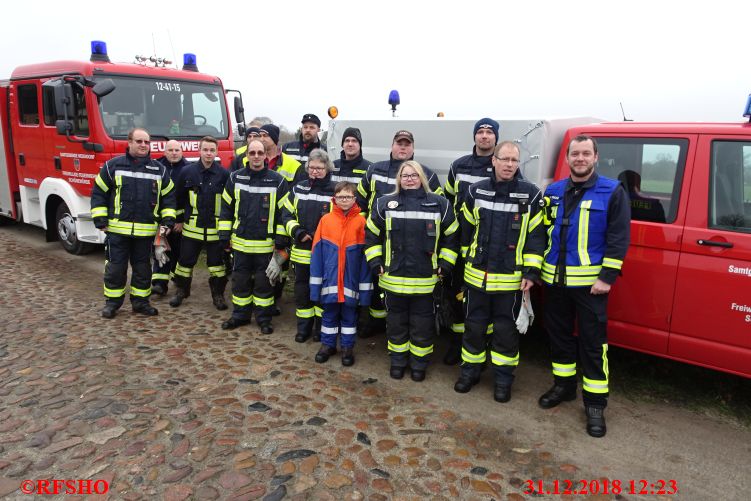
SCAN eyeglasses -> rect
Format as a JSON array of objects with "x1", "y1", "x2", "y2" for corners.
[
  {"x1": 335, "y1": 195, "x2": 355, "y2": 201},
  {"x1": 308, "y1": 166, "x2": 326, "y2": 171},
  {"x1": 132, "y1": 139, "x2": 150, "y2": 144},
  {"x1": 494, "y1": 155, "x2": 520, "y2": 164},
  {"x1": 247, "y1": 151, "x2": 265, "y2": 156},
  {"x1": 400, "y1": 173, "x2": 419, "y2": 180}
]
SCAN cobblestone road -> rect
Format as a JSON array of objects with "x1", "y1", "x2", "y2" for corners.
[{"x1": 1, "y1": 227, "x2": 747, "y2": 500}]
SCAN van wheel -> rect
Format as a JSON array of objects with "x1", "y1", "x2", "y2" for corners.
[{"x1": 55, "y1": 202, "x2": 94, "y2": 255}]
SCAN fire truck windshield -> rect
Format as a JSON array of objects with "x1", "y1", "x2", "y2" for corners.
[{"x1": 96, "y1": 76, "x2": 228, "y2": 139}]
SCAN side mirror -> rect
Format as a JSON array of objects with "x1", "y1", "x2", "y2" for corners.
[
  {"x1": 55, "y1": 119, "x2": 73, "y2": 135},
  {"x1": 92, "y1": 78, "x2": 115, "y2": 98},
  {"x1": 233, "y1": 96, "x2": 245, "y2": 123},
  {"x1": 42, "y1": 79, "x2": 74, "y2": 119}
]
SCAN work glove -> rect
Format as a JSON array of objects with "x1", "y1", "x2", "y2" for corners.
[
  {"x1": 154, "y1": 226, "x2": 171, "y2": 267},
  {"x1": 515, "y1": 290, "x2": 535, "y2": 334},
  {"x1": 265, "y1": 250, "x2": 289, "y2": 285}
]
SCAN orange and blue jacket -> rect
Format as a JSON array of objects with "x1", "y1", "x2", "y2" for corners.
[{"x1": 310, "y1": 201, "x2": 373, "y2": 306}]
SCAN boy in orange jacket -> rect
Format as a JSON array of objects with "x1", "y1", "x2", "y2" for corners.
[{"x1": 309, "y1": 182, "x2": 372, "y2": 366}]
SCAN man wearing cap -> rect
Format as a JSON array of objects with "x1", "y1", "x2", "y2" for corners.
[
  {"x1": 356, "y1": 130, "x2": 444, "y2": 336},
  {"x1": 332, "y1": 127, "x2": 372, "y2": 185},
  {"x1": 260, "y1": 124, "x2": 305, "y2": 184},
  {"x1": 441, "y1": 118, "x2": 501, "y2": 365},
  {"x1": 282, "y1": 113, "x2": 327, "y2": 169}
]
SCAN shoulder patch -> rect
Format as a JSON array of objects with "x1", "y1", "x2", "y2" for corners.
[
  {"x1": 236, "y1": 175, "x2": 250, "y2": 180},
  {"x1": 476, "y1": 189, "x2": 495, "y2": 197},
  {"x1": 509, "y1": 193, "x2": 529, "y2": 199},
  {"x1": 145, "y1": 165, "x2": 160, "y2": 171}
]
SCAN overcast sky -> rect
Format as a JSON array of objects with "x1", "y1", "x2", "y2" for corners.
[{"x1": 2, "y1": 0, "x2": 749, "y2": 131}]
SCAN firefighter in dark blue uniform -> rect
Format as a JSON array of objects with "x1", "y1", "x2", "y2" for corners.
[
  {"x1": 357, "y1": 130, "x2": 445, "y2": 337},
  {"x1": 455, "y1": 141, "x2": 546, "y2": 402},
  {"x1": 282, "y1": 113, "x2": 327, "y2": 169},
  {"x1": 90, "y1": 128, "x2": 176, "y2": 318},
  {"x1": 365, "y1": 160, "x2": 459, "y2": 382},
  {"x1": 538, "y1": 134, "x2": 630, "y2": 438},
  {"x1": 218, "y1": 139, "x2": 290, "y2": 334},
  {"x1": 280, "y1": 149, "x2": 337, "y2": 343},
  {"x1": 168, "y1": 136, "x2": 230, "y2": 310},
  {"x1": 151, "y1": 139, "x2": 188, "y2": 296},
  {"x1": 442, "y1": 118, "x2": 499, "y2": 365}
]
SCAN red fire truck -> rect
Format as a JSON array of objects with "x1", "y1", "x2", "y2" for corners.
[{"x1": 0, "y1": 41, "x2": 245, "y2": 254}]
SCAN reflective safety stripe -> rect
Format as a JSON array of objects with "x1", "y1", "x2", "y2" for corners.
[
  {"x1": 378, "y1": 273, "x2": 437, "y2": 295},
  {"x1": 490, "y1": 350, "x2": 519, "y2": 367},
  {"x1": 541, "y1": 262, "x2": 602, "y2": 286},
  {"x1": 151, "y1": 273, "x2": 170, "y2": 281},
  {"x1": 340, "y1": 326, "x2": 357, "y2": 335},
  {"x1": 230, "y1": 235, "x2": 274, "y2": 254},
  {"x1": 91, "y1": 206, "x2": 108, "y2": 218},
  {"x1": 130, "y1": 285, "x2": 151, "y2": 297},
  {"x1": 291, "y1": 247, "x2": 311, "y2": 264},
  {"x1": 583, "y1": 376, "x2": 609, "y2": 394},
  {"x1": 369, "y1": 307, "x2": 387, "y2": 318},
  {"x1": 439, "y1": 247, "x2": 458, "y2": 265},
  {"x1": 285, "y1": 219, "x2": 300, "y2": 237},
  {"x1": 321, "y1": 325, "x2": 338, "y2": 334},
  {"x1": 175, "y1": 264, "x2": 194, "y2": 278},
  {"x1": 461, "y1": 202, "x2": 476, "y2": 225},
  {"x1": 464, "y1": 263, "x2": 522, "y2": 292},
  {"x1": 385, "y1": 210, "x2": 440, "y2": 221},
  {"x1": 107, "y1": 220, "x2": 159, "y2": 237},
  {"x1": 461, "y1": 346, "x2": 486, "y2": 364},
  {"x1": 95, "y1": 174, "x2": 109, "y2": 192},
  {"x1": 253, "y1": 295, "x2": 274, "y2": 307},
  {"x1": 218, "y1": 220, "x2": 232, "y2": 231},
  {"x1": 444, "y1": 218, "x2": 459, "y2": 236},
  {"x1": 552, "y1": 362, "x2": 577, "y2": 378},
  {"x1": 295, "y1": 192, "x2": 332, "y2": 203},
  {"x1": 331, "y1": 174, "x2": 361, "y2": 183},
  {"x1": 578, "y1": 199, "x2": 592, "y2": 266},
  {"x1": 523, "y1": 253, "x2": 543, "y2": 268},
  {"x1": 207, "y1": 265, "x2": 226, "y2": 277},
  {"x1": 474, "y1": 199, "x2": 518, "y2": 212},
  {"x1": 456, "y1": 173, "x2": 488, "y2": 185},
  {"x1": 236, "y1": 185, "x2": 276, "y2": 194},
  {"x1": 160, "y1": 208, "x2": 176, "y2": 218},
  {"x1": 104, "y1": 285, "x2": 126, "y2": 298},
  {"x1": 409, "y1": 343, "x2": 434, "y2": 358},
  {"x1": 528, "y1": 210, "x2": 544, "y2": 232},
  {"x1": 314, "y1": 306, "x2": 323, "y2": 317},
  {"x1": 114, "y1": 170, "x2": 161, "y2": 181},
  {"x1": 309, "y1": 276, "x2": 323, "y2": 285},
  {"x1": 232, "y1": 294, "x2": 253, "y2": 306},
  {"x1": 222, "y1": 190, "x2": 233, "y2": 205},
  {"x1": 160, "y1": 179, "x2": 174, "y2": 196},
  {"x1": 364, "y1": 245, "x2": 383, "y2": 261},
  {"x1": 359, "y1": 282, "x2": 373, "y2": 291},
  {"x1": 372, "y1": 174, "x2": 395, "y2": 185},
  {"x1": 296, "y1": 307, "x2": 315, "y2": 318},
  {"x1": 366, "y1": 216, "x2": 381, "y2": 236},
  {"x1": 388, "y1": 340, "x2": 410, "y2": 353},
  {"x1": 183, "y1": 224, "x2": 220, "y2": 242},
  {"x1": 602, "y1": 257, "x2": 623, "y2": 270},
  {"x1": 450, "y1": 323, "x2": 464, "y2": 334}
]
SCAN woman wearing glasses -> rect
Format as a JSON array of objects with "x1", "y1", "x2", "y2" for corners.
[
  {"x1": 280, "y1": 149, "x2": 338, "y2": 344},
  {"x1": 364, "y1": 161, "x2": 459, "y2": 382}
]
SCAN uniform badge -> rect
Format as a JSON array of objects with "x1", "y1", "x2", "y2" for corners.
[{"x1": 387, "y1": 201, "x2": 399, "y2": 209}]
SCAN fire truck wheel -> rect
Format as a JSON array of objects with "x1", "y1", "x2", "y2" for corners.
[{"x1": 55, "y1": 202, "x2": 94, "y2": 255}]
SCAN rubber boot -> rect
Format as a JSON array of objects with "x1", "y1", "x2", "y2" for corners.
[
  {"x1": 169, "y1": 276, "x2": 192, "y2": 308},
  {"x1": 209, "y1": 276, "x2": 228, "y2": 311},
  {"x1": 454, "y1": 363, "x2": 481, "y2": 393}
]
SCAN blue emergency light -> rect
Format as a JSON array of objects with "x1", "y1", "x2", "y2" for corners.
[
  {"x1": 183, "y1": 53, "x2": 198, "y2": 72},
  {"x1": 90, "y1": 40, "x2": 110, "y2": 63},
  {"x1": 388, "y1": 90, "x2": 400, "y2": 110},
  {"x1": 744, "y1": 93, "x2": 751, "y2": 122}
]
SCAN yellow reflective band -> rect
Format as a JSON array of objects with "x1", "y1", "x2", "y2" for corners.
[
  {"x1": 461, "y1": 347, "x2": 486, "y2": 364},
  {"x1": 583, "y1": 376, "x2": 609, "y2": 394},
  {"x1": 461, "y1": 203, "x2": 476, "y2": 225},
  {"x1": 232, "y1": 294, "x2": 253, "y2": 306},
  {"x1": 291, "y1": 247, "x2": 312, "y2": 264},
  {"x1": 364, "y1": 245, "x2": 383, "y2": 261},
  {"x1": 161, "y1": 208, "x2": 177, "y2": 218},
  {"x1": 130, "y1": 286, "x2": 151, "y2": 297},
  {"x1": 314, "y1": 306, "x2": 323, "y2": 317},
  {"x1": 276, "y1": 224, "x2": 287, "y2": 237},
  {"x1": 552, "y1": 362, "x2": 577, "y2": 378},
  {"x1": 95, "y1": 175, "x2": 109, "y2": 192},
  {"x1": 91, "y1": 206, "x2": 108, "y2": 218},
  {"x1": 409, "y1": 343, "x2": 434, "y2": 357},
  {"x1": 439, "y1": 247, "x2": 458, "y2": 265},
  {"x1": 460, "y1": 246, "x2": 469, "y2": 258},
  {"x1": 528, "y1": 210, "x2": 543, "y2": 232},
  {"x1": 286, "y1": 220, "x2": 299, "y2": 237},
  {"x1": 207, "y1": 265, "x2": 226, "y2": 277},
  {"x1": 490, "y1": 351, "x2": 519, "y2": 367},
  {"x1": 369, "y1": 307, "x2": 387, "y2": 319},
  {"x1": 387, "y1": 340, "x2": 410, "y2": 353},
  {"x1": 222, "y1": 189, "x2": 233, "y2": 205},
  {"x1": 378, "y1": 273, "x2": 437, "y2": 295},
  {"x1": 174, "y1": 264, "x2": 193, "y2": 278},
  {"x1": 578, "y1": 199, "x2": 592, "y2": 266},
  {"x1": 450, "y1": 323, "x2": 464, "y2": 334},
  {"x1": 253, "y1": 296, "x2": 274, "y2": 307},
  {"x1": 218, "y1": 220, "x2": 232, "y2": 231},
  {"x1": 114, "y1": 175, "x2": 122, "y2": 216},
  {"x1": 366, "y1": 216, "x2": 381, "y2": 236},
  {"x1": 523, "y1": 253, "x2": 543, "y2": 268},
  {"x1": 161, "y1": 179, "x2": 174, "y2": 196},
  {"x1": 104, "y1": 286, "x2": 126, "y2": 298},
  {"x1": 444, "y1": 218, "x2": 459, "y2": 236},
  {"x1": 151, "y1": 273, "x2": 170, "y2": 281},
  {"x1": 230, "y1": 235, "x2": 274, "y2": 254},
  {"x1": 602, "y1": 257, "x2": 623, "y2": 270},
  {"x1": 296, "y1": 307, "x2": 315, "y2": 318}
]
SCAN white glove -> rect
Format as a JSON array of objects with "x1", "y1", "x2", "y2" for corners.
[
  {"x1": 266, "y1": 253, "x2": 284, "y2": 285},
  {"x1": 515, "y1": 290, "x2": 535, "y2": 334},
  {"x1": 154, "y1": 244, "x2": 169, "y2": 267}
]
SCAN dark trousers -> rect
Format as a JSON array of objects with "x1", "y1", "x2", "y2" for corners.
[
  {"x1": 447, "y1": 260, "x2": 466, "y2": 337},
  {"x1": 544, "y1": 285, "x2": 610, "y2": 408},
  {"x1": 103, "y1": 233, "x2": 153, "y2": 308},
  {"x1": 294, "y1": 263, "x2": 321, "y2": 336},
  {"x1": 463, "y1": 287, "x2": 520, "y2": 386},
  {"x1": 369, "y1": 276, "x2": 387, "y2": 321},
  {"x1": 173, "y1": 236, "x2": 226, "y2": 285},
  {"x1": 320, "y1": 303, "x2": 358, "y2": 349},
  {"x1": 231, "y1": 251, "x2": 273, "y2": 326},
  {"x1": 384, "y1": 292, "x2": 436, "y2": 370},
  {"x1": 151, "y1": 229, "x2": 181, "y2": 286}
]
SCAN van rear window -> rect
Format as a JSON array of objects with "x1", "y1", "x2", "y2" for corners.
[{"x1": 594, "y1": 138, "x2": 688, "y2": 224}]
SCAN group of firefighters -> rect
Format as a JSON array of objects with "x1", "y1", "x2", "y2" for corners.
[{"x1": 90, "y1": 115, "x2": 629, "y2": 438}]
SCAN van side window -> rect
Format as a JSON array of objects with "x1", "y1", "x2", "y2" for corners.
[
  {"x1": 595, "y1": 138, "x2": 688, "y2": 223},
  {"x1": 41, "y1": 84, "x2": 89, "y2": 136},
  {"x1": 710, "y1": 141, "x2": 751, "y2": 233},
  {"x1": 17, "y1": 84, "x2": 39, "y2": 125}
]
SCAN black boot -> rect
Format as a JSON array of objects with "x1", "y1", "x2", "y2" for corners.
[
  {"x1": 312, "y1": 316, "x2": 321, "y2": 342},
  {"x1": 538, "y1": 384, "x2": 577, "y2": 409},
  {"x1": 222, "y1": 317, "x2": 250, "y2": 330},
  {"x1": 209, "y1": 276, "x2": 228, "y2": 311},
  {"x1": 493, "y1": 384, "x2": 512, "y2": 403},
  {"x1": 454, "y1": 363, "x2": 481, "y2": 393},
  {"x1": 169, "y1": 277, "x2": 191, "y2": 308},
  {"x1": 315, "y1": 345, "x2": 337, "y2": 363},
  {"x1": 585, "y1": 406, "x2": 607, "y2": 437},
  {"x1": 132, "y1": 302, "x2": 158, "y2": 316},
  {"x1": 341, "y1": 347, "x2": 355, "y2": 366},
  {"x1": 101, "y1": 304, "x2": 118, "y2": 319},
  {"x1": 151, "y1": 282, "x2": 167, "y2": 296}
]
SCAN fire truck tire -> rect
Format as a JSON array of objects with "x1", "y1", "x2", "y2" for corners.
[
  {"x1": 0, "y1": 215, "x2": 15, "y2": 226},
  {"x1": 55, "y1": 202, "x2": 94, "y2": 255}
]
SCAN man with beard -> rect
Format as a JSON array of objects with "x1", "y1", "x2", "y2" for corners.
[{"x1": 283, "y1": 113, "x2": 327, "y2": 169}]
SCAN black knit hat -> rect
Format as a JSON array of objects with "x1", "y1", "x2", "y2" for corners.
[
  {"x1": 260, "y1": 124, "x2": 280, "y2": 145},
  {"x1": 246, "y1": 126, "x2": 261, "y2": 138},
  {"x1": 301, "y1": 113, "x2": 321, "y2": 128},
  {"x1": 341, "y1": 127, "x2": 362, "y2": 147},
  {"x1": 473, "y1": 118, "x2": 499, "y2": 143}
]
